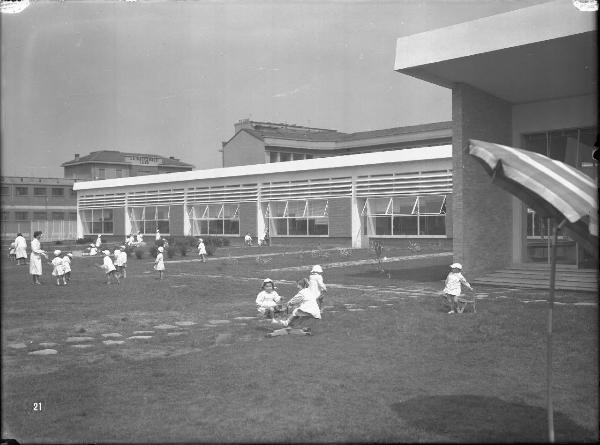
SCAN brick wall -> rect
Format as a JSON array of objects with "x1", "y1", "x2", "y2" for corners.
[
  {"x1": 452, "y1": 83, "x2": 513, "y2": 277},
  {"x1": 328, "y1": 197, "x2": 351, "y2": 237},
  {"x1": 170, "y1": 206, "x2": 184, "y2": 236},
  {"x1": 239, "y1": 202, "x2": 257, "y2": 236}
]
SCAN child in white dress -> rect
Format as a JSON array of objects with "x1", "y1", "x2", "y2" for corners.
[
  {"x1": 118, "y1": 246, "x2": 128, "y2": 278},
  {"x1": 9, "y1": 242, "x2": 16, "y2": 261},
  {"x1": 154, "y1": 246, "x2": 165, "y2": 280},
  {"x1": 101, "y1": 249, "x2": 120, "y2": 285},
  {"x1": 62, "y1": 252, "x2": 72, "y2": 283},
  {"x1": 256, "y1": 278, "x2": 282, "y2": 319},
  {"x1": 197, "y1": 238, "x2": 207, "y2": 263},
  {"x1": 113, "y1": 248, "x2": 123, "y2": 278},
  {"x1": 51, "y1": 250, "x2": 66, "y2": 286},
  {"x1": 443, "y1": 262, "x2": 473, "y2": 314},
  {"x1": 273, "y1": 278, "x2": 321, "y2": 330},
  {"x1": 309, "y1": 264, "x2": 327, "y2": 310}
]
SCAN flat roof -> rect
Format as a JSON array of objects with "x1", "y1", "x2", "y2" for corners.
[{"x1": 74, "y1": 145, "x2": 452, "y2": 191}]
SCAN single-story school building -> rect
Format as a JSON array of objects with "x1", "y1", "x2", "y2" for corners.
[{"x1": 73, "y1": 145, "x2": 453, "y2": 249}]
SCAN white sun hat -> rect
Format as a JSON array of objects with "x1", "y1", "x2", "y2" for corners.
[
  {"x1": 311, "y1": 265, "x2": 323, "y2": 273},
  {"x1": 450, "y1": 263, "x2": 463, "y2": 269},
  {"x1": 53, "y1": 250, "x2": 61, "y2": 256},
  {"x1": 102, "y1": 250, "x2": 110, "y2": 255},
  {"x1": 67, "y1": 253, "x2": 73, "y2": 258}
]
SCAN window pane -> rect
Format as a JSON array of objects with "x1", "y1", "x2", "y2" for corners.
[
  {"x1": 269, "y1": 201, "x2": 286, "y2": 218},
  {"x1": 286, "y1": 200, "x2": 306, "y2": 217},
  {"x1": 200, "y1": 220, "x2": 209, "y2": 235},
  {"x1": 368, "y1": 198, "x2": 390, "y2": 215},
  {"x1": 1, "y1": 186, "x2": 10, "y2": 195},
  {"x1": 418, "y1": 195, "x2": 445, "y2": 214},
  {"x1": 224, "y1": 219, "x2": 239, "y2": 235},
  {"x1": 549, "y1": 129, "x2": 578, "y2": 165},
  {"x1": 273, "y1": 218, "x2": 287, "y2": 236},
  {"x1": 208, "y1": 219, "x2": 223, "y2": 235},
  {"x1": 306, "y1": 200, "x2": 327, "y2": 217},
  {"x1": 392, "y1": 196, "x2": 417, "y2": 214},
  {"x1": 292, "y1": 153, "x2": 304, "y2": 160},
  {"x1": 144, "y1": 206, "x2": 156, "y2": 220},
  {"x1": 374, "y1": 216, "x2": 392, "y2": 235},
  {"x1": 52, "y1": 188, "x2": 64, "y2": 196},
  {"x1": 157, "y1": 220, "x2": 169, "y2": 233},
  {"x1": 15, "y1": 212, "x2": 28, "y2": 221},
  {"x1": 33, "y1": 212, "x2": 47, "y2": 220},
  {"x1": 69, "y1": 212, "x2": 77, "y2": 221},
  {"x1": 131, "y1": 207, "x2": 144, "y2": 220},
  {"x1": 34, "y1": 187, "x2": 46, "y2": 196},
  {"x1": 308, "y1": 218, "x2": 328, "y2": 235},
  {"x1": 269, "y1": 152, "x2": 278, "y2": 163},
  {"x1": 223, "y1": 204, "x2": 239, "y2": 218},
  {"x1": 279, "y1": 153, "x2": 291, "y2": 162},
  {"x1": 523, "y1": 133, "x2": 547, "y2": 155},
  {"x1": 102, "y1": 209, "x2": 113, "y2": 221},
  {"x1": 156, "y1": 206, "x2": 169, "y2": 220},
  {"x1": 207, "y1": 204, "x2": 221, "y2": 218},
  {"x1": 51, "y1": 212, "x2": 64, "y2": 220},
  {"x1": 92, "y1": 222, "x2": 103, "y2": 234},
  {"x1": 15, "y1": 187, "x2": 28, "y2": 196},
  {"x1": 393, "y1": 216, "x2": 417, "y2": 235},
  {"x1": 288, "y1": 218, "x2": 307, "y2": 235},
  {"x1": 103, "y1": 221, "x2": 113, "y2": 234},
  {"x1": 419, "y1": 215, "x2": 445, "y2": 235}
]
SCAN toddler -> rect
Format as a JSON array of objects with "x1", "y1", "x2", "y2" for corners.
[
  {"x1": 154, "y1": 246, "x2": 165, "y2": 280},
  {"x1": 273, "y1": 278, "x2": 321, "y2": 331},
  {"x1": 118, "y1": 245, "x2": 128, "y2": 278},
  {"x1": 309, "y1": 264, "x2": 327, "y2": 310},
  {"x1": 443, "y1": 262, "x2": 473, "y2": 314},
  {"x1": 101, "y1": 249, "x2": 120, "y2": 285},
  {"x1": 51, "y1": 250, "x2": 66, "y2": 286},
  {"x1": 197, "y1": 238, "x2": 207, "y2": 263},
  {"x1": 62, "y1": 252, "x2": 72, "y2": 283},
  {"x1": 9, "y1": 242, "x2": 16, "y2": 261},
  {"x1": 256, "y1": 278, "x2": 282, "y2": 319}
]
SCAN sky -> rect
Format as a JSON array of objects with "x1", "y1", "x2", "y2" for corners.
[{"x1": 1, "y1": 0, "x2": 549, "y2": 177}]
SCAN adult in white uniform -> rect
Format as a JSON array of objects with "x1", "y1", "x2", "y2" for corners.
[
  {"x1": 14, "y1": 232, "x2": 28, "y2": 265},
  {"x1": 29, "y1": 231, "x2": 47, "y2": 285}
]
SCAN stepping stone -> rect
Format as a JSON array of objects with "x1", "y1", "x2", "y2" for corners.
[
  {"x1": 167, "y1": 332, "x2": 186, "y2": 337},
  {"x1": 66, "y1": 336, "x2": 95, "y2": 343},
  {"x1": 384, "y1": 303, "x2": 394, "y2": 306},
  {"x1": 8, "y1": 343, "x2": 28, "y2": 349},
  {"x1": 235, "y1": 322, "x2": 247, "y2": 326},
  {"x1": 29, "y1": 349, "x2": 58, "y2": 355},
  {"x1": 208, "y1": 320, "x2": 231, "y2": 324},
  {"x1": 215, "y1": 333, "x2": 232, "y2": 345},
  {"x1": 128, "y1": 335, "x2": 153, "y2": 340},
  {"x1": 174, "y1": 321, "x2": 196, "y2": 326},
  {"x1": 368, "y1": 306, "x2": 380, "y2": 309},
  {"x1": 153, "y1": 324, "x2": 178, "y2": 330},
  {"x1": 71, "y1": 344, "x2": 93, "y2": 349},
  {"x1": 573, "y1": 302, "x2": 597, "y2": 306},
  {"x1": 39, "y1": 342, "x2": 58, "y2": 347},
  {"x1": 323, "y1": 306, "x2": 335, "y2": 310},
  {"x1": 329, "y1": 311, "x2": 338, "y2": 313},
  {"x1": 133, "y1": 331, "x2": 155, "y2": 335},
  {"x1": 101, "y1": 333, "x2": 123, "y2": 338},
  {"x1": 347, "y1": 308, "x2": 365, "y2": 311},
  {"x1": 204, "y1": 324, "x2": 217, "y2": 328},
  {"x1": 554, "y1": 302, "x2": 567, "y2": 306},
  {"x1": 233, "y1": 316, "x2": 256, "y2": 320},
  {"x1": 103, "y1": 340, "x2": 125, "y2": 345}
]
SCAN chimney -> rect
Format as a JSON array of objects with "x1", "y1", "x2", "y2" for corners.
[
  {"x1": 234, "y1": 118, "x2": 253, "y2": 134},
  {"x1": 74, "y1": 154, "x2": 80, "y2": 160}
]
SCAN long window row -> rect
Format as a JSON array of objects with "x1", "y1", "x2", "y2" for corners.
[
  {"x1": 129, "y1": 206, "x2": 170, "y2": 234},
  {"x1": 264, "y1": 199, "x2": 329, "y2": 236},
  {"x1": 361, "y1": 195, "x2": 447, "y2": 236},
  {"x1": 187, "y1": 203, "x2": 240, "y2": 236}
]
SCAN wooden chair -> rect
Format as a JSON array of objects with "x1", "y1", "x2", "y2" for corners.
[{"x1": 456, "y1": 294, "x2": 477, "y2": 313}]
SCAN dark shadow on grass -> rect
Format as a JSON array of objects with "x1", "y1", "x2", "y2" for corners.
[
  {"x1": 352, "y1": 265, "x2": 448, "y2": 283},
  {"x1": 391, "y1": 395, "x2": 596, "y2": 443}
]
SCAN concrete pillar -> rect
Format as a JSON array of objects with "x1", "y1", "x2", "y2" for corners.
[
  {"x1": 256, "y1": 184, "x2": 265, "y2": 239},
  {"x1": 351, "y1": 175, "x2": 364, "y2": 248},
  {"x1": 452, "y1": 83, "x2": 514, "y2": 277}
]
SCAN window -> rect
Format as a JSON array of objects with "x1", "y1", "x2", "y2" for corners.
[
  {"x1": 1, "y1": 186, "x2": 9, "y2": 196},
  {"x1": 292, "y1": 153, "x2": 304, "y2": 161},
  {"x1": 33, "y1": 187, "x2": 46, "y2": 196},
  {"x1": 1, "y1": 211, "x2": 9, "y2": 221},
  {"x1": 81, "y1": 209, "x2": 114, "y2": 234},
  {"x1": 128, "y1": 206, "x2": 169, "y2": 234},
  {"x1": 15, "y1": 211, "x2": 28, "y2": 221},
  {"x1": 116, "y1": 169, "x2": 122, "y2": 178},
  {"x1": 15, "y1": 187, "x2": 28, "y2": 196},
  {"x1": 187, "y1": 203, "x2": 239, "y2": 236},
  {"x1": 68, "y1": 212, "x2": 77, "y2": 221},
  {"x1": 51, "y1": 187, "x2": 65, "y2": 197},
  {"x1": 33, "y1": 212, "x2": 47, "y2": 220},
  {"x1": 51, "y1": 212, "x2": 64, "y2": 220},
  {"x1": 361, "y1": 195, "x2": 447, "y2": 236},
  {"x1": 269, "y1": 152, "x2": 278, "y2": 163},
  {"x1": 98, "y1": 168, "x2": 106, "y2": 179},
  {"x1": 279, "y1": 153, "x2": 291, "y2": 162},
  {"x1": 265, "y1": 199, "x2": 328, "y2": 236}
]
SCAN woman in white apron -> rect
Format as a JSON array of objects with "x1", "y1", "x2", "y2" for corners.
[{"x1": 29, "y1": 231, "x2": 48, "y2": 285}]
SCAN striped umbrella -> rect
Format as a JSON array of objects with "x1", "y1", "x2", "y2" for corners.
[{"x1": 469, "y1": 139, "x2": 598, "y2": 443}]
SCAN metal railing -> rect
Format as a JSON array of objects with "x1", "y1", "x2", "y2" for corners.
[{"x1": 1, "y1": 220, "x2": 77, "y2": 242}]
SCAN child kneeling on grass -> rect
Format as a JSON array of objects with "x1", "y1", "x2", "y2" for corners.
[
  {"x1": 443, "y1": 262, "x2": 473, "y2": 314},
  {"x1": 256, "y1": 278, "x2": 282, "y2": 319},
  {"x1": 272, "y1": 278, "x2": 321, "y2": 332}
]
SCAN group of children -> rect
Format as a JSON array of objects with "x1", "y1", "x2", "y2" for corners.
[
  {"x1": 96, "y1": 246, "x2": 129, "y2": 284},
  {"x1": 255, "y1": 265, "x2": 327, "y2": 333},
  {"x1": 48, "y1": 250, "x2": 73, "y2": 286}
]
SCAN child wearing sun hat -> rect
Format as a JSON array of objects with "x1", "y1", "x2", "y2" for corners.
[
  {"x1": 154, "y1": 246, "x2": 165, "y2": 280},
  {"x1": 256, "y1": 278, "x2": 282, "y2": 319},
  {"x1": 62, "y1": 252, "x2": 72, "y2": 283},
  {"x1": 51, "y1": 250, "x2": 66, "y2": 286},
  {"x1": 443, "y1": 262, "x2": 473, "y2": 314},
  {"x1": 309, "y1": 264, "x2": 327, "y2": 310},
  {"x1": 101, "y1": 249, "x2": 120, "y2": 285},
  {"x1": 118, "y1": 245, "x2": 128, "y2": 279}
]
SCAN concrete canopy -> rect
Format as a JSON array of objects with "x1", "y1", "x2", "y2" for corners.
[{"x1": 394, "y1": 0, "x2": 596, "y2": 104}]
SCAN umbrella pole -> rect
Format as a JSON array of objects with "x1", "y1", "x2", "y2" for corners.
[{"x1": 547, "y1": 219, "x2": 566, "y2": 443}]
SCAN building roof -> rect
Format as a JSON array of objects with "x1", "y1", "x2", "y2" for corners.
[
  {"x1": 74, "y1": 144, "x2": 451, "y2": 191},
  {"x1": 1, "y1": 176, "x2": 76, "y2": 185},
  {"x1": 61, "y1": 151, "x2": 195, "y2": 168},
  {"x1": 238, "y1": 120, "x2": 451, "y2": 144}
]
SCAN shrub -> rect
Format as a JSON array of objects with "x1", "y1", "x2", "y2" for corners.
[
  {"x1": 203, "y1": 238, "x2": 219, "y2": 256},
  {"x1": 178, "y1": 244, "x2": 188, "y2": 256},
  {"x1": 149, "y1": 245, "x2": 159, "y2": 258},
  {"x1": 166, "y1": 247, "x2": 176, "y2": 259},
  {"x1": 124, "y1": 245, "x2": 135, "y2": 258},
  {"x1": 76, "y1": 236, "x2": 94, "y2": 245},
  {"x1": 134, "y1": 247, "x2": 144, "y2": 259},
  {"x1": 156, "y1": 239, "x2": 165, "y2": 247}
]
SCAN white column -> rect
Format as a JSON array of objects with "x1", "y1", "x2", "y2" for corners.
[
  {"x1": 124, "y1": 193, "x2": 132, "y2": 237},
  {"x1": 76, "y1": 195, "x2": 83, "y2": 239},
  {"x1": 183, "y1": 192, "x2": 191, "y2": 237},
  {"x1": 512, "y1": 197, "x2": 525, "y2": 264},
  {"x1": 256, "y1": 183, "x2": 265, "y2": 239},
  {"x1": 351, "y1": 174, "x2": 364, "y2": 248}
]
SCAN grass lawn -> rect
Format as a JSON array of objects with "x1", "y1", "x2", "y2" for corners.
[{"x1": 2, "y1": 247, "x2": 597, "y2": 443}]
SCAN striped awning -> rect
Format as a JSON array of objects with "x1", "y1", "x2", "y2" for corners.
[{"x1": 469, "y1": 140, "x2": 598, "y2": 251}]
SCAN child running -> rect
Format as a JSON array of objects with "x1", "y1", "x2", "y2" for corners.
[
  {"x1": 154, "y1": 246, "x2": 165, "y2": 280},
  {"x1": 62, "y1": 252, "x2": 72, "y2": 283},
  {"x1": 256, "y1": 278, "x2": 282, "y2": 319},
  {"x1": 443, "y1": 262, "x2": 473, "y2": 314},
  {"x1": 51, "y1": 250, "x2": 66, "y2": 286},
  {"x1": 101, "y1": 249, "x2": 120, "y2": 285},
  {"x1": 272, "y1": 278, "x2": 321, "y2": 331},
  {"x1": 309, "y1": 264, "x2": 327, "y2": 310},
  {"x1": 197, "y1": 238, "x2": 207, "y2": 263}
]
